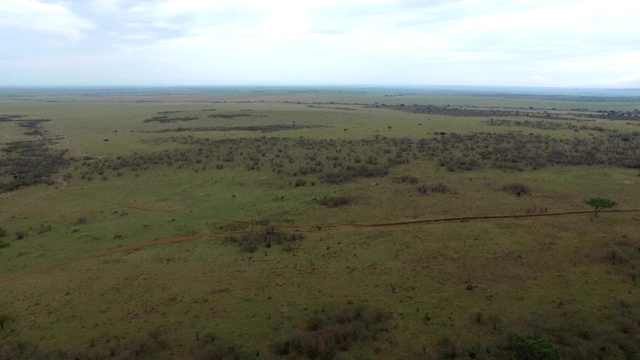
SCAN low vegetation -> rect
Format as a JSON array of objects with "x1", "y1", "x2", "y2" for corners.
[
  {"x1": 271, "y1": 304, "x2": 390, "y2": 359},
  {"x1": 1, "y1": 89, "x2": 639, "y2": 359},
  {"x1": 316, "y1": 196, "x2": 351, "y2": 208},
  {"x1": 502, "y1": 183, "x2": 531, "y2": 197},
  {"x1": 224, "y1": 227, "x2": 304, "y2": 252}
]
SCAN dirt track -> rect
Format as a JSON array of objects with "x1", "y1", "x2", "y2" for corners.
[{"x1": 1, "y1": 209, "x2": 638, "y2": 283}]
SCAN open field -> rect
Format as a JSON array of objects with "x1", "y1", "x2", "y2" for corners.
[{"x1": 1, "y1": 87, "x2": 640, "y2": 359}]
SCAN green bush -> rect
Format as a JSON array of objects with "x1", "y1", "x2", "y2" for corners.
[{"x1": 512, "y1": 337, "x2": 560, "y2": 360}]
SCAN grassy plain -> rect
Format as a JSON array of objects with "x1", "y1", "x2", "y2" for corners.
[{"x1": 1, "y1": 87, "x2": 639, "y2": 359}]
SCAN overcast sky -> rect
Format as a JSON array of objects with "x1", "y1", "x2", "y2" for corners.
[{"x1": 1, "y1": 0, "x2": 639, "y2": 87}]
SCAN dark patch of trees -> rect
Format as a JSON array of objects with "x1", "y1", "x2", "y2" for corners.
[
  {"x1": 416, "y1": 182, "x2": 453, "y2": 195},
  {"x1": 393, "y1": 175, "x2": 420, "y2": 185},
  {"x1": 75, "y1": 130, "x2": 640, "y2": 185},
  {"x1": 0, "y1": 140, "x2": 68, "y2": 193},
  {"x1": 321, "y1": 165, "x2": 389, "y2": 184},
  {"x1": 143, "y1": 115, "x2": 198, "y2": 123},
  {"x1": 0, "y1": 115, "x2": 25, "y2": 122},
  {"x1": 502, "y1": 183, "x2": 531, "y2": 197},
  {"x1": 430, "y1": 300, "x2": 640, "y2": 359},
  {"x1": 601, "y1": 238, "x2": 640, "y2": 282},
  {"x1": 484, "y1": 118, "x2": 611, "y2": 132},
  {"x1": 143, "y1": 124, "x2": 325, "y2": 134},
  {"x1": 207, "y1": 113, "x2": 252, "y2": 119},
  {"x1": 271, "y1": 304, "x2": 390, "y2": 359},
  {"x1": 317, "y1": 196, "x2": 351, "y2": 208},
  {"x1": 224, "y1": 227, "x2": 304, "y2": 253},
  {"x1": 377, "y1": 103, "x2": 640, "y2": 121}
]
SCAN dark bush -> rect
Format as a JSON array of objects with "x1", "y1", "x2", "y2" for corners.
[
  {"x1": 0, "y1": 140, "x2": 69, "y2": 193},
  {"x1": 273, "y1": 304, "x2": 390, "y2": 359},
  {"x1": 0, "y1": 314, "x2": 8, "y2": 330},
  {"x1": 36, "y1": 224, "x2": 52, "y2": 234},
  {"x1": 416, "y1": 182, "x2": 452, "y2": 195},
  {"x1": 393, "y1": 175, "x2": 420, "y2": 184},
  {"x1": 14, "y1": 230, "x2": 26, "y2": 240},
  {"x1": 317, "y1": 196, "x2": 350, "y2": 208},
  {"x1": 224, "y1": 227, "x2": 304, "y2": 253},
  {"x1": 503, "y1": 183, "x2": 531, "y2": 197},
  {"x1": 194, "y1": 332, "x2": 255, "y2": 360},
  {"x1": 512, "y1": 337, "x2": 560, "y2": 360}
]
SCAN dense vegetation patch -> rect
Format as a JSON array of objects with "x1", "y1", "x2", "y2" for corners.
[
  {"x1": 207, "y1": 113, "x2": 253, "y2": 119},
  {"x1": 143, "y1": 115, "x2": 199, "y2": 123},
  {"x1": 415, "y1": 182, "x2": 453, "y2": 195},
  {"x1": 484, "y1": 118, "x2": 610, "y2": 132},
  {"x1": 0, "y1": 327, "x2": 257, "y2": 360},
  {"x1": 74, "y1": 131, "x2": 640, "y2": 185},
  {"x1": 271, "y1": 304, "x2": 390, "y2": 359},
  {"x1": 0, "y1": 140, "x2": 68, "y2": 193},
  {"x1": 379, "y1": 103, "x2": 640, "y2": 121},
  {"x1": 224, "y1": 226, "x2": 304, "y2": 252},
  {"x1": 502, "y1": 183, "x2": 531, "y2": 197},
  {"x1": 143, "y1": 124, "x2": 325, "y2": 133},
  {"x1": 430, "y1": 299, "x2": 640, "y2": 359},
  {"x1": 316, "y1": 196, "x2": 351, "y2": 208},
  {"x1": 600, "y1": 236, "x2": 640, "y2": 282}
]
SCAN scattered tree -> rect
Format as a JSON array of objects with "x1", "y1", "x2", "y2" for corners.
[{"x1": 585, "y1": 197, "x2": 617, "y2": 217}]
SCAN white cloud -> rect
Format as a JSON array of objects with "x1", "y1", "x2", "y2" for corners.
[
  {"x1": 1, "y1": 0, "x2": 640, "y2": 86},
  {"x1": 0, "y1": 0, "x2": 93, "y2": 42}
]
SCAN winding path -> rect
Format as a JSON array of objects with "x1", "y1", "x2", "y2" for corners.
[{"x1": 1, "y1": 209, "x2": 638, "y2": 283}]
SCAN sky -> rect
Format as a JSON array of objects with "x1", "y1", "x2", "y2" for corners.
[{"x1": 1, "y1": 0, "x2": 639, "y2": 87}]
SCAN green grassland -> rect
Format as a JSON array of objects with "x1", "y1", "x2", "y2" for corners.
[{"x1": 1, "y1": 88, "x2": 639, "y2": 359}]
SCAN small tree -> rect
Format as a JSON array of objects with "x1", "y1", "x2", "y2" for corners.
[{"x1": 585, "y1": 197, "x2": 617, "y2": 217}]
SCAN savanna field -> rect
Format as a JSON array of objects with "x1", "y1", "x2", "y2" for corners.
[{"x1": 1, "y1": 88, "x2": 639, "y2": 359}]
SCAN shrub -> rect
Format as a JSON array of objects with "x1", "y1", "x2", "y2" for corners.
[
  {"x1": 273, "y1": 304, "x2": 390, "y2": 359},
  {"x1": 14, "y1": 230, "x2": 26, "y2": 240},
  {"x1": 512, "y1": 337, "x2": 560, "y2": 360},
  {"x1": 393, "y1": 175, "x2": 419, "y2": 184},
  {"x1": 0, "y1": 314, "x2": 8, "y2": 330},
  {"x1": 416, "y1": 183, "x2": 452, "y2": 195},
  {"x1": 317, "y1": 196, "x2": 350, "y2": 208},
  {"x1": 194, "y1": 332, "x2": 254, "y2": 360},
  {"x1": 0, "y1": 227, "x2": 6, "y2": 238},
  {"x1": 224, "y1": 227, "x2": 304, "y2": 253},
  {"x1": 36, "y1": 224, "x2": 52, "y2": 234},
  {"x1": 502, "y1": 183, "x2": 531, "y2": 197},
  {"x1": 75, "y1": 216, "x2": 88, "y2": 225}
]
